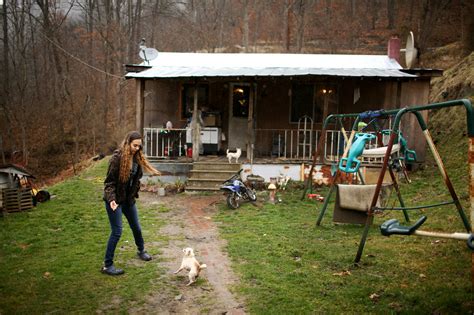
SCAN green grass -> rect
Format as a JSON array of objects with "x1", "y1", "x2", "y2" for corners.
[
  {"x1": 0, "y1": 159, "x2": 170, "y2": 314},
  {"x1": 214, "y1": 128, "x2": 473, "y2": 313},
  {"x1": 1, "y1": 107, "x2": 473, "y2": 313}
]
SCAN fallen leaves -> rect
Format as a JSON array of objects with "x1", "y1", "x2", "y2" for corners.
[
  {"x1": 332, "y1": 270, "x2": 351, "y2": 277},
  {"x1": 369, "y1": 292, "x2": 381, "y2": 301}
]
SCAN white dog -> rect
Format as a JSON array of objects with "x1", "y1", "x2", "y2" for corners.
[
  {"x1": 174, "y1": 247, "x2": 207, "y2": 286},
  {"x1": 226, "y1": 148, "x2": 241, "y2": 163}
]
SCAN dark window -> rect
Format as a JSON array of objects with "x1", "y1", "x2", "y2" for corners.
[
  {"x1": 181, "y1": 84, "x2": 209, "y2": 119},
  {"x1": 290, "y1": 83, "x2": 338, "y2": 123},
  {"x1": 290, "y1": 84, "x2": 319, "y2": 123},
  {"x1": 232, "y1": 85, "x2": 250, "y2": 118}
]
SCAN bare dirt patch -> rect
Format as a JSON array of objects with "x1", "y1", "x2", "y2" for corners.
[{"x1": 133, "y1": 193, "x2": 246, "y2": 314}]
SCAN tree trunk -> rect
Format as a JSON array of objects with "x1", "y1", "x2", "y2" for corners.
[
  {"x1": 282, "y1": 0, "x2": 292, "y2": 51},
  {"x1": 295, "y1": 0, "x2": 307, "y2": 52},
  {"x1": 461, "y1": 0, "x2": 474, "y2": 54},
  {"x1": 251, "y1": 0, "x2": 260, "y2": 52},
  {"x1": 387, "y1": 0, "x2": 395, "y2": 29},
  {"x1": 242, "y1": 0, "x2": 250, "y2": 52},
  {"x1": 2, "y1": 1, "x2": 10, "y2": 102},
  {"x1": 371, "y1": 0, "x2": 378, "y2": 30},
  {"x1": 418, "y1": 0, "x2": 450, "y2": 59}
]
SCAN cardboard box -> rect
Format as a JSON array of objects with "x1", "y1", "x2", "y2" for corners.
[{"x1": 203, "y1": 115, "x2": 219, "y2": 126}]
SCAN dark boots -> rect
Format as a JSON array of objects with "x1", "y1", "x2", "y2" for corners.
[
  {"x1": 101, "y1": 251, "x2": 152, "y2": 276},
  {"x1": 101, "y1": 265, "x2": 124, "y2": 276},
  {"x1": 138, "y1": 250, "x2": 152, "y2": 261}
]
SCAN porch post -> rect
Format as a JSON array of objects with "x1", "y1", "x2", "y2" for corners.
[
  {"x1": 136, "y1": 78, "x2": 145, "y2": 134},
  {"x1": 322, "y1": 92, "x2": 329, "y2": 123},
  {"x1": 192, "y1": 85, "x2": 200, "y2": 161},
  {"x1": 247, "y1": 83, "x2": 255, "y2": 160}
]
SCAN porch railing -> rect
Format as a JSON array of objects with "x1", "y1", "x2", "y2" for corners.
[
  {"x1": 143, "y1": 127, "x2": 397, "y2": 164},
  {"x1": 143, "y1": 128, "x2": 188, "y2": 158}
]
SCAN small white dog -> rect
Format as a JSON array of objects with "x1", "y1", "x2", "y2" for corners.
[
  {"x1": 226, "y1": 148, "x2": 241, "y2": 164},
  {"x1": 174, "y1": 247, "x2": 207, "y2": 286}
]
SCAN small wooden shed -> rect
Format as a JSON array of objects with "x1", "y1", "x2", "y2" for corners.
[{"x1": 0, "y1": 164, "x2": 35, "y2": 212}]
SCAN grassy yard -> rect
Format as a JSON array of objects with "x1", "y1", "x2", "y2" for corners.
[
  {"x1": 0, "y1": 159, "x2": 173, "y2": 314},
  {"x1": 214, "y1": 132, "x2": 473, "y2": 313},
  {"x1": 1, "y1": 112, "x2": 473, "y2": 313}
]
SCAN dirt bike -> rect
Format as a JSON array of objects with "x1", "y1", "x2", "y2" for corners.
[{"x1": 220, "y1": 169, "x2": 257, "y2": 209}]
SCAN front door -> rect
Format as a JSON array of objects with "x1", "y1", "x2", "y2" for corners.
[{"x1": 228, "y1": 83, "x2": 250, "y2": 150}]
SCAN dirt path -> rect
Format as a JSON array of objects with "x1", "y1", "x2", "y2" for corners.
[{"x1": 133, "y1": 193, "x2": 246, "y2": 314}]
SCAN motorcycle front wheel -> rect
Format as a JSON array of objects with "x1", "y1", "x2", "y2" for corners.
[
  {"x1": 226, "y1": 193, "x2": 240, "y2": 209},
  {"x1": 245, "y1": 188, "x2": 257, "y2": 202}
]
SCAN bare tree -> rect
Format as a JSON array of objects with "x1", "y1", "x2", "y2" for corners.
[
  {"x1": 282, "y1": 0, "x2": 293, "y2": 51},
  {"x1": 241, "y1": 0, "x2": 250, "y2": 51},
  {"x1": 294, "y1": 0, "x2": 309, "y2": 52},
  {"x1": 387, "y1": 0, "x2": 395, "y2": 29},
  {"x1": 418, "y1": 0, "x2": 450, "y2": 57}
]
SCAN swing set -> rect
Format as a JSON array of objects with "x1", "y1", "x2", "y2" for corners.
[{"x1": 307, "y1": 99, "x2": 474, "y2": 281}]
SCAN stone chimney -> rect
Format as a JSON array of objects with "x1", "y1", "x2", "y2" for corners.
[{"x1": 387, "y1": 35, "x2": 401, "y2": 63}]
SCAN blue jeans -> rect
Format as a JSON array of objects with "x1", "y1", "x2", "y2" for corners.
[{"x1": 104, "y1": 201, "x2": 145, "y2": 267}]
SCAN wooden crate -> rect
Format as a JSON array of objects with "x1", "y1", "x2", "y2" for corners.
[{"x1": 1, "y1": 188, "x2": 33, "y2": 212}]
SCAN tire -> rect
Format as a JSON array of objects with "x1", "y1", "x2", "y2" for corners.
[
  {"x1": 226, "y1": 193, "x2": 240, "y2": 209},
  {"x1": 35, "y1": 190, "x2": 51, "y2": 203},
  {"x1": 246, "y1": 188, "x2": 257, "y2": 202}
]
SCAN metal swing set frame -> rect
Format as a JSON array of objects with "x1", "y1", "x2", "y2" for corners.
[{"x1": 310, "y1": 99, "x2": 474, "y2": 283}]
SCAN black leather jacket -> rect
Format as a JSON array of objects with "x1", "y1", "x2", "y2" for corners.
[{"x1": 103, "y1": 150, "x2": 143, "y2": 204}]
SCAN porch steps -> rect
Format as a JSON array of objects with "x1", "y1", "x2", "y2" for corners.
[{"x1": 186, "y1": 162, "x2": 241, "y2": 191}]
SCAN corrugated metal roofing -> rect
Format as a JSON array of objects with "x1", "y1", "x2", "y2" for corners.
[{"x1": 125, "y1": 52, "x2": 416, "y2": 79}]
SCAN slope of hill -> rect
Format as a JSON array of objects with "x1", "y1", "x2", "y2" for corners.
[{"x1": 428, "y1": 46, "x2": 473, "y2": 147}]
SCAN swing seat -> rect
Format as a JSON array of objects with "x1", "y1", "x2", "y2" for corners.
[
  {"x1": 339, "y1": 133, "x2": 376, "y2": 173},
  {"x1": 380, "y1": 216, "x2": 427, "y2": 236},
  {"x1": 403, "y1": 148, "x2": 417, "y2": 163},
  {"x1": 333, "y1": 184, "x2": 392, "y2": 224},
  {"x1": 361, "y1": 144, "x2": 400, "y2": 158},
  {"x1": 468, "y1": 235, "x2": 474, "y2": 250}
]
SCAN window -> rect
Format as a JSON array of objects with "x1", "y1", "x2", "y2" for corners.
[
  {"x1": 290, "y1": 83, "x2": 338, "y2": 123},
  {"x1": 232, "y1": 85, "x2": 250, "y2": 118},
  {"x1": 181, "y1": 84, "x2": 209, "y2": 119},
  {"x1": 290, "y1": 84, "x2": 319, "y2": 123}
]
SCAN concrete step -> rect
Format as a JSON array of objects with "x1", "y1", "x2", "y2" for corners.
[
  {"x1": 185, "y1": 186, "x2": 222, "y2": 192},
  {"x1": 186, "y1": 178, "x2": 224, "y2": 188},
  {"x1": 185, "y1": 161, "x2": 242, "y2": 192},
  {"x1": 189, "y1": 170, "x2": 236, "y2": 180},
  {"x1": 192, "y1": 162, "x2": 241, "y2": 171}
]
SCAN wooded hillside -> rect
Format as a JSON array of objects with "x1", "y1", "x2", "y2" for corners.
[{"x1": 0, "y1": 0, "x2": 473, "y2": 183}]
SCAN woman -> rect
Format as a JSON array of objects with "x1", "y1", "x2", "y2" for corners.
[{"x1": 102, "y1": 131, "x2": 161, "y2": 276}]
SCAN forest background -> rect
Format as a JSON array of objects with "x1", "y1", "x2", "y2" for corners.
[{"x1": 0, "y1": 0, "x2": 473, "y2": 184}]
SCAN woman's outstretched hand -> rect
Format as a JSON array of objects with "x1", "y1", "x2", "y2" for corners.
[{"x1": 110, "y1": 200, "x2": 118, "y2": 211}]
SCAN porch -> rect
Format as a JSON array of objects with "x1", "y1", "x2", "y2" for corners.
[{"x1": 143, "y1": 126, "x2": 395, "y2": 168}]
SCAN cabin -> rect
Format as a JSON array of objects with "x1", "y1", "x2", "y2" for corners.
[{"x1": 125, "y1": 45, "x2": 440, "y2": 187}]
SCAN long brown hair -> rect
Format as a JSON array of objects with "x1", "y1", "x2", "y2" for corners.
[{"x1": 118, "y1": 131, "x2": 161, "y2": 183}]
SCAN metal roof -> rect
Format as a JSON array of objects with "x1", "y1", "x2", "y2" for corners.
[
  {"x1": 125, "y1": 52, "x2": 416, "y2": 79},
  {"x1": 0, "y1": 164, "x2": 34, "y2": 177}
]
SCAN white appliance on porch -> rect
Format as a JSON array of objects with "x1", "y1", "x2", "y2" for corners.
[{"x1": 186, "y1": 127, "x2": 221, "y2": 155}]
